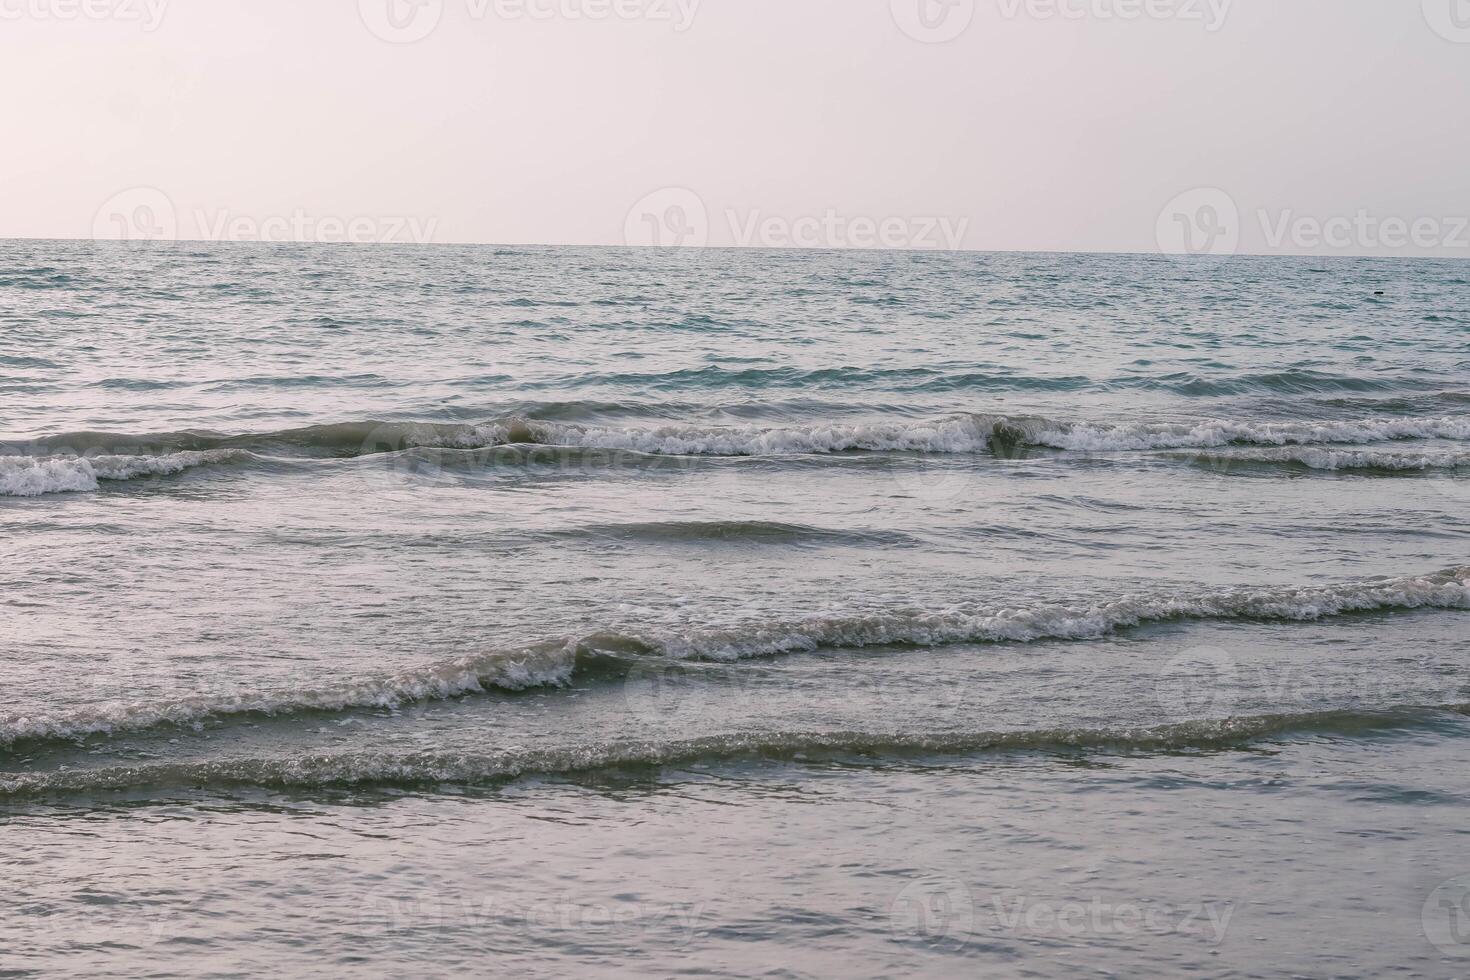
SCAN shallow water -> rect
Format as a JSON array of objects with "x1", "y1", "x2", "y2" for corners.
[{"x1": 2, "y1": 241, "x2": 1469, "y2": 976}]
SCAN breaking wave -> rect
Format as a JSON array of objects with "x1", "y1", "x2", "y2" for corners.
[
  {"x1": 0, "y1": 450, "x2": 253, "y2": 497},
  {"x1": 7, "y1": 412, "x2": 1469, "y2": 497},
  {"x1": 9, "y1": 411, "x2": 1470, "y2": 463},
  {"x1": 3, "y1": 567, "x2": 1465, "y2": 746}
]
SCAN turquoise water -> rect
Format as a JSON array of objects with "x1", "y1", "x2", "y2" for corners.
[{"x1": 2, "y1": 241, "x2": 1469, "y2": 976}]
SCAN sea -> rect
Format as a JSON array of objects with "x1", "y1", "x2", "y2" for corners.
[{"x1": 2, "y1": 240, "x2": 1468, "y2": 978}]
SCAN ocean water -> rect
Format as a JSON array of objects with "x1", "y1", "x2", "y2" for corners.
[{"x1": 2, "y1": 240, "x2": 1469, "y2": 977}]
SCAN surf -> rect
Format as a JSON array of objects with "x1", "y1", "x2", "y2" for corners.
[{"x1": 4, "y1": 566, "x2": 1465, "y2": 747}]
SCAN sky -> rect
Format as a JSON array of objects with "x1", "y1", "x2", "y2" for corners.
[{"x1": 2, "y1": 0, "x2": 1468, "y2": 256}]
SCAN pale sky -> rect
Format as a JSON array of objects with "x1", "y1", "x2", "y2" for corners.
[{"x1": 3, "y1": 0, "x2": 1468, "y2": 256}]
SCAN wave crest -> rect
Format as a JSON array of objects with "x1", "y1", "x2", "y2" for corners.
[
  {"x1": 4, "y1": 567, "x2": 1466, "y2": 746},
  {"x1": 13, "y1": 412, "x2": 1470, "y2": 463},
  {"x1": 0, "y1": 450, "x2": 250, "y2": 497}
]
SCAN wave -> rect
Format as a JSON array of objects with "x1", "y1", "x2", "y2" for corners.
[
  {"x1": 501, "y1": 417, "x2": 995, "y2": 455},
  {"x1": 1174, "y1": 447, "x2": 1470, "y2": 473},
  {"x1": 463, "y1": 413, "x2": 1470, "y2": 456},
  {"x1": 14, "y1": 411, "x2": 1470, "y2": 458},
  {"x1": 0, "y1": 267, "x2": 77, "y2": 290},
  {"x1": 6, "y1": 412, "x2": 1469, "y2": 496},
  {"x1": 0, "y1": 450, "x2": 251, "y2": 497},
  {"x1": 4, "y1": 567, "x2": 1466, "y2": 746},
  {"x1": 4, "y1": 705, "x2": 1467, "y2": 798}
]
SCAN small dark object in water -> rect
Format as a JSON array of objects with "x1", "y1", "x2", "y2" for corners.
[{"x1": 1374, "y1": 291, "x2": 1385, "y2": 295}]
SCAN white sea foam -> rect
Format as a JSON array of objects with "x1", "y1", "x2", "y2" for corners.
[
  {"x1": 4, "y1": 567, "x2": 1465, "y2": 744},
  {"x1": 458, "y1": 414, "x2": 1470, "y2": 456},
  {"x1": 1020, "y1": 416, "x2": 1470, "y2": 452},
  {"x1": 0, "y1": 457, "x2": 102, "y2": 496},
  {"x1": 0, "y1": 450, "x2": 248, "y2": 497},
  {"x1": 0, "y1": 643, "x2": 581, "y2": 745},
  {"x1": 645, "y1": 566, "x2": 1470, "y2": 661},
  {"x1": 466, "y1": 416, "x2": 996, "y2": 455}
]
